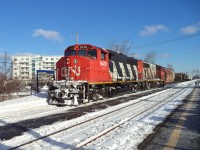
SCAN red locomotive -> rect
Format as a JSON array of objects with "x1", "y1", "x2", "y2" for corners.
[{"x1": 48, "y1": 44, "x2": 174, "y2": 105}]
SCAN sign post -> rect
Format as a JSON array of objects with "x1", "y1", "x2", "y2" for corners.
[{"x1": 36, "y1": 70, "x2": 54, "y2": 93}]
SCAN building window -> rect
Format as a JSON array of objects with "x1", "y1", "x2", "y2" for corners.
[{"x1": 51, "y1": 58, "x2": 54, "y2": 61}]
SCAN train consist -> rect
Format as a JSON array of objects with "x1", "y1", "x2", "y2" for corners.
[{"x1": 47, "y1": 44, "x2": 174, "y2": 105}]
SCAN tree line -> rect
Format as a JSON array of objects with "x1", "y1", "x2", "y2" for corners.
[{"x1": 0, "y1": 52, "x2": 22, "y2": 101}]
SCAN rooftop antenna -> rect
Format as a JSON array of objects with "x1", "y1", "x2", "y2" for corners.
[{"x1": 76, "y1": 33, "x2": 79, "y2": 45}]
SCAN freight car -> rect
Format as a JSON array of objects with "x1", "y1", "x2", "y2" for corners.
[
  {"x1": 175, "y1": 73, "x2": 189, "y2": 82},
  {"x1": 47, "y1": 44, "x2": 174, "y2": 105}
]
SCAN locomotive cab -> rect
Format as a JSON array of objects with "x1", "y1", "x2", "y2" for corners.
[{"x1": 56, "y1": 44, "x2": 112, "y2": 82}]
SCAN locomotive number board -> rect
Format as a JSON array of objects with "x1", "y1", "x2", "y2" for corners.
[{"x1": 79, "y1": 45, "x2": 89, "y2": 49}]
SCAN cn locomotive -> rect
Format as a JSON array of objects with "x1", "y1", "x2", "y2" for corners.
[{"x1": 47, "y1": 44, "x2": 174, "y2": 105}]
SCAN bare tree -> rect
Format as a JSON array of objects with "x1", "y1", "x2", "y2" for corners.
[
  {"x1": 0, "y1": 52, "x2": 12, "y2": 79},
  {"x1": 144, "y1": 51, "x2": 157, "y2": 64},
  {"x1": 0, "y1": 53, "x2": 23, "y2": 100},
  {"x1": 167, "y1": 63, "x2": 174, "y2": 69},
  {"x1": 109, "y1": 39, "x2": 133, "y2": 54},
  {"x1": 0, "y1": 73, "x2": 7, "y2": 99},
  {"x1": 0, "y1": 73, "x2": 22, "y2": 100},
  {"x1": 6, "y1": 79, "x2": 22, "y2": 99}
]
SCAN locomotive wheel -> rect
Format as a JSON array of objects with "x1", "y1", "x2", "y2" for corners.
[
  {"x1": 131, "y1": 85, "x2": 138, "y2": 93},
  {"x1": 146, "y1": 82, "x2": 151, "y2": 90},
  {"x1": 47, "y1": 92, "x2": 52, "y2": 105},
  {"x1": 47, "y1": 96, "x2": 54, "y2": 105},
  {"x1": 78, "y1": 98, "x2": 83, "y2": 104}
]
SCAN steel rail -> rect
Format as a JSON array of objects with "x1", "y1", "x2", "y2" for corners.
[
  {"x1": 8, "y1": 88, "x2": 174, "y2": 150},
  {"x1": 75, "y1": 87, "x2": 188, "y2": 149}
]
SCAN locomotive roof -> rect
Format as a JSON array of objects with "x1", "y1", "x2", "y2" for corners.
[{"x1": 106, "y1": 49, "x2": 138, "y2": 61}]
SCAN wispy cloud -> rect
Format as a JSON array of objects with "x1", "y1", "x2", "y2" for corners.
[
  {"x1": 33, "y1": 29, "x2": 63, "y2": 42},
  {"x1": 180, "y1": 22, "x2": 200, "y2": 35},
  {"x1": 139, "y1": 24, "x2": 169, "y2": 37}
]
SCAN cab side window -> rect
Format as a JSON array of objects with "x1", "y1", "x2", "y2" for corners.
[
  {"x1": 101, "y1": 51, "x2": 106, "y2": 60},
  {"x1": 88, "y1": 49, "x2": 97, "y2": 58}
]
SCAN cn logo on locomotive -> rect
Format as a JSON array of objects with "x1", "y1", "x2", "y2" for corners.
[
  {"x1": 69, "y1": 66, "x2": 81, "y2": 76},
  {"x1": 61, "y1": 66, "x2": 81, "y2": 77}
]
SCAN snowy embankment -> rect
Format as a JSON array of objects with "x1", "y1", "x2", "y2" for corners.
[{"x1": 0, "y1": 80, "x2": 198, "y2": 150}]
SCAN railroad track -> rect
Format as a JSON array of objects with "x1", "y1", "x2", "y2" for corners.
[
  {"x1": 0, "y1": 88, "x2": 166, "y2": 143},
  {"x1": 4, "y1": 87, "x2": 190, "y2": 150},
  {"x1": 0, "y1": 88, "x2": 164, "y2": 126},
  {"x1": 0, "y1": 89, "x2": 163, "y2": 123}
]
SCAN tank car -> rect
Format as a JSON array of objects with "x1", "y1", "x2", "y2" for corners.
[{"x1": 47, "y1": 44, "x2": 174, "y2": 105}]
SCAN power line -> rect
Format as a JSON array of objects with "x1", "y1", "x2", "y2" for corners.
[
  {"x1": 131, "y1": 33, "x2": 200, "y2": 49},
  {"x1": 1, "y1": 32, "x2": 200, "y2": 54}
]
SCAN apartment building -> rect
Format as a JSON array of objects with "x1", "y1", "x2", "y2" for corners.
[{"x1": 12, "y1": 55, "x2": 61, "y2": 81}]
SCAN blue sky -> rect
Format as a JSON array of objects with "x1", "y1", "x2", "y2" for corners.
[{"x1": 0, "y1": 0, "x2": 200, "y2": 74}]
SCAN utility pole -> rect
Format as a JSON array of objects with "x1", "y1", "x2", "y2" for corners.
[{"x1": 4, "y1": 52, "x2": 7, "y2": 77}]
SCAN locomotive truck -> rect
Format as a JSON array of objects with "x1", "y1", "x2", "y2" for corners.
[{"x1": 47, "y1": 44, "x2": 174, "y2": 105}]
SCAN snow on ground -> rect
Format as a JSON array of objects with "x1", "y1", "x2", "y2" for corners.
[
  {"x1": 85, "y1": 84, "x2": 194, "y2": 149},
  {"x1": 0, "y1": 86, "x2": 165, "y2": 126},
  {"x1": 0, "y1": 80, "x2": 199, "y2": 150},
  {"x1": 0, "y1": 93, "x2": 66, "y2": 126}
]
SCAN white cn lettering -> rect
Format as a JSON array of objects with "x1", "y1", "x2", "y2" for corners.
[
  {"x1": 69, "y1": 66, "x2": 81, "y2": 76},
  {"x1": 100, "y1": 61, "x2": 107, "y2": 67}
]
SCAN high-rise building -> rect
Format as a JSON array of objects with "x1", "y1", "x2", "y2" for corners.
[{"x1": 12, "y1": 55, "x2": 61, "y2": 81}]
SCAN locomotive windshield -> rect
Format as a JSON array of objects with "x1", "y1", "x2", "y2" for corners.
[
  {"x1": 65, "y1": 50, "x2": 76, "y2": 57},
  {"x1": 78, "y1": 49, "x2": 97, "y2": 59},
  {"x1": 64, "y1": 48, "x2": 97, "y2": 59},
  {"x1": 78, "y1": 50, "x2": 87, "y2": 56},
  {"x1": 88, "y1": 49, "x2": 97, "y2": 58}
]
